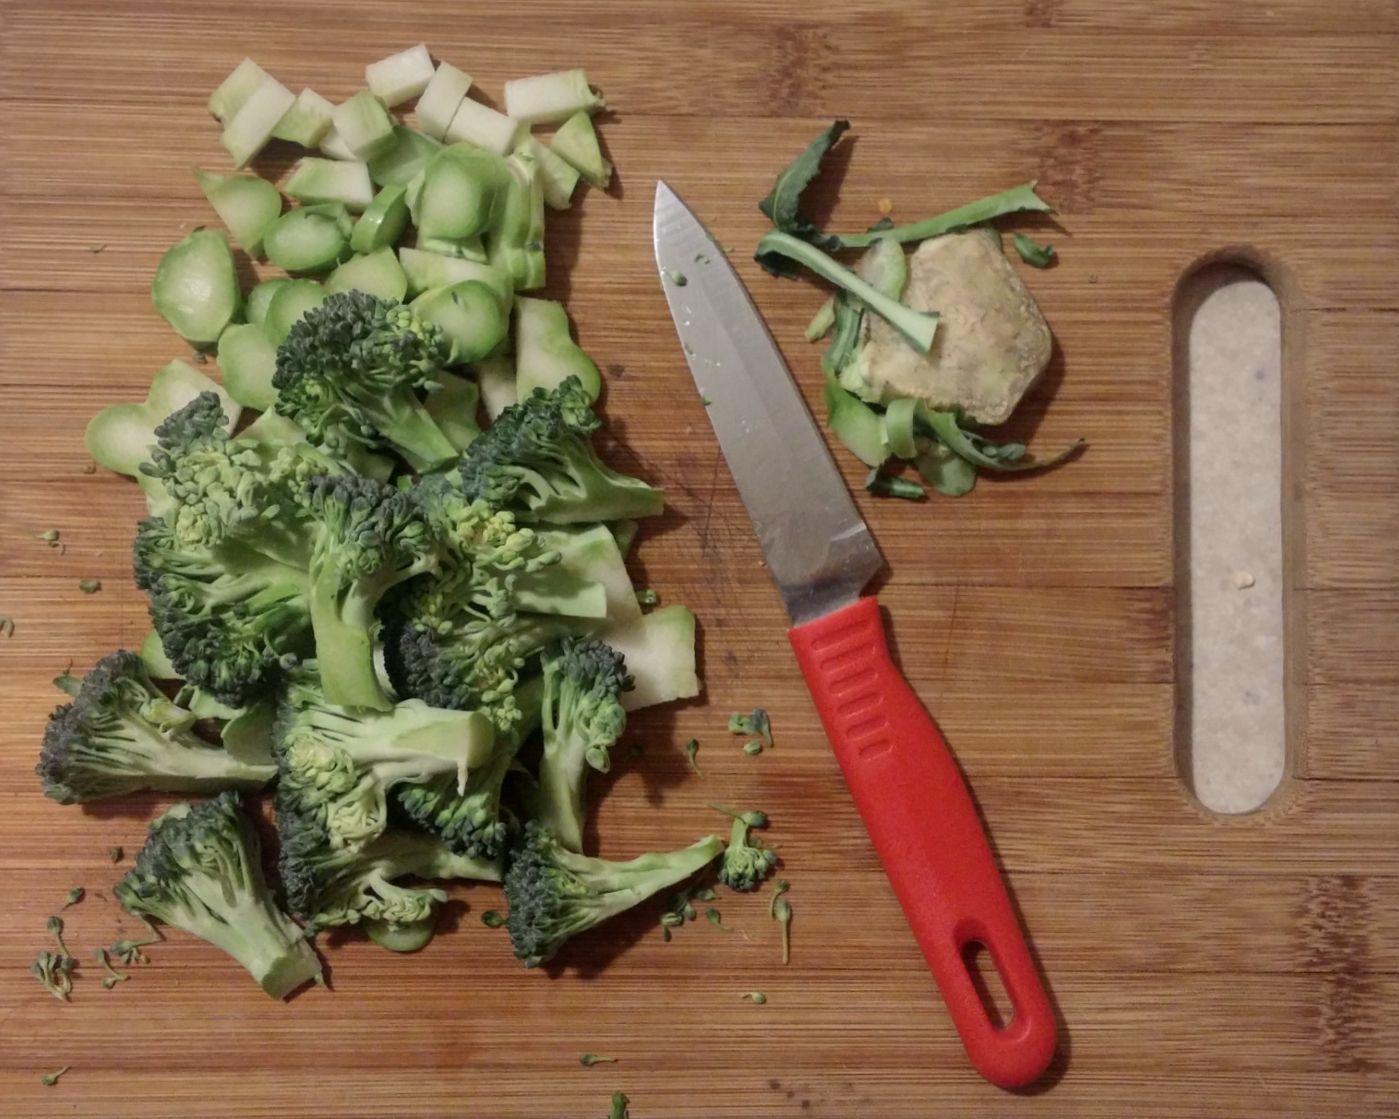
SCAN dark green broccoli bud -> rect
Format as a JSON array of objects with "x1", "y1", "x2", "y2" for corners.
[
  {"x1": 303, "y1": 474, "x2": 439, "y2": 710},
  {"x1": 503, "y1": 822, "x2": 723, "y2": 968},
  {"x1": 713, "y1": 805, "x2": 778, "y2": 893},
  {"x1": 456, "y1": 376, "x2": 664, "y2": 524},
  {"x1": 114, "y1": 792, "x2": 322, "y2": 999},
  {"x1": 273, "y1": 665, "x2": 496, "y2": 851},
  {"x1": 273, "y1": 290, "x2": 457, "y2": 471},
  {"x1": 275, "y1": 795, "x2": 498, "y2": 944},
  {"x1": 728, "y1": 708, "x2": 773, "y2": 746},
  {"x1": 536, "y1": 638, "x2": 632, "y2": 852},
  {"x1": 135, "y1": 518, "x2": 312, "y2": 705},
  {"x1": 36, "y1": 651, "x2": 275, "y2": 804}
]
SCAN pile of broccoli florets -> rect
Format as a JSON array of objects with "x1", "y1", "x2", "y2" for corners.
[{"x1": 41, "y1": 292, "x2": 724, "y2": 998}]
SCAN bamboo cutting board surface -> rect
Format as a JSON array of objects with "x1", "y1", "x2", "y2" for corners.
[{"x1": 2, "y1": 2, "x2": 1398, "y2": 1115}]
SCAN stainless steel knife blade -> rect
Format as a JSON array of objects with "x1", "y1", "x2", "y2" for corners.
[{"x1": 652, "y1": 180, "x2": 882, "y2": 624}]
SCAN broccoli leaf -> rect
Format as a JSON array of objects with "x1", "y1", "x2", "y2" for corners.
[{"x1": 758, "y1": 119, "x2": 849, "y2": 245}]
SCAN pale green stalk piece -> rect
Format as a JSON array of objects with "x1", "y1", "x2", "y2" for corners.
[
  {"x1": 579, "y1": 1053, "x2": 618, "y2": 1067},
  {"x1": 416, "y1": 63, "x2": 472, "y2": 141},
  {"x1": 271, "y1": 88, "x2": 335, "y2": 147},
  {"x1": 550, "y1": 111, "x2": 611, "y2": 189},
  {"x1": 503, "y1": 69, "x2": 603, "y2": 125},
  {"x1": 365, "y1": 44, "x2": 433, "y2": 107},
  {"x1": 78, "y1": 579, "x2": 101, "y2": 594},
  {"x1": 194, "y1": 168, "x2": 281, "y2": 257},
  {"x1": 332, "y1": 90, "x2": 396, "y2": 160},
  {"x1": 741, "y1": 991, "x2": 767, "y2": 1004},
  {"x1": 221, "y1": 75, "x2": 295, "y2": 168},
  {"x1": 152, "y1": 230, "x2": 241, "y2": 345},
  {"x1": 514, "y1": 296, "x2": 600, "y2": 400},
  {"x1": 208, "y1": 59, "x2": 268, "y2": 122}
]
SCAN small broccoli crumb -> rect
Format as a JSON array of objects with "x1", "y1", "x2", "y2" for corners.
[
  {"x1": 579, "y1": 1053, "x2": 618, "y2": 1067},
  {"x1": 659, "y1": 911, "x2": 683, "y2": 929},
  {"x1": 108, "y1": 845, "x2": 124, "y2": 863},
  {"x1": 0, "y1": 616, "x2": 14, "y2": 639},
  {"x1": 95, "y1": 948, "x2": 129, "y2": 989},
  {"x1": 81, "y1": 461, "x2": 97, "y2": 474},
  {"x1": 31, "y1": 951, "x2": 75, "y2": 1002},
  {"x1": 48, "y1": 916, "x2": 71, "y2": 957},
  {"x1": 741, "y1": 991, "x2": 768, "y2": 1004},
  {"x1": 61, "y1": 887, "x2": 85, "y2": 909},
  {"x1": 684, "y1": 738, "x2": 702, "y2": 776},
  {"x1": 865, "y1": 469, "x2": 926, "y2": 500},
  {"x1": 40, "y1": 1066, "x2": 71, "y2": 1087},
  {"x1": 635, "y1": 589, "x2": 659, "y2": 607},
  {"x1": 705, "y1": 906, "x2": 733, "y2": 932},
  {"x1": 743, "y1": 740, "x2": 763, "y2": 756},
  {"x1": 78, "y1": 579, "x2": 101, "y2": 594},
  {"x1": 39, "y1": 528, "x2": 62, "y2": 549},
  {"x1": 728, "y1": 708, "x2": 773, "y2": 746},
  {"x1": 693, "y1": 887, "x2": 717, "y2": 902},
  {"x1": 665, "y1": 269, "x2": 688, "y2": 286},
  {"x1": 699, "y1": 394, "x2": 712, "y2": 406},
  {"x1": 609, "y1": 1092, "x2": 630, "y2": 1119},
  {"x1": 1012, "y1": 232, "x2": 1056, "y2": 268},
  {"x1": 481, "y1": 911, "x2": 506, "y2": 928},
  {"x1": 626, "y1": 743, "x2": 644, "y2": 760}
]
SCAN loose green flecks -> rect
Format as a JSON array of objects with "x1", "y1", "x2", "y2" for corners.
[
  {"x1": 0, "y1": 616, "x2": 13, "y2": 639},
  {"x1": 684, "y1": 738, "x2": 702, "y2": 776},
  {"x1": 741, "y1": 991, "x2": 767, "y2": 1004},
  {"x1": 61, "y1": 887, "x2": 84, "y2": 909},
  {"x1": 579, "y1": 1053, "x2": 618, "y2": 1067},
  {"x1": 481, "y1": 911, "x2": 506, "y2": 928},
  {"x1": 108, "y1": 845, "x2": 124, "y2": 863},
  {"x1": 78, "y1": 579, "x2": 101, "y2": 594},
  {"x1": 40, "y1": 1066, "x2": 71, "y2": 1087},
  {"x1": 666, "y1": 269, "x2": 688, "y2": 286}
]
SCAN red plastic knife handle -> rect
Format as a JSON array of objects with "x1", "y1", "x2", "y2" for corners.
[{"x1": 789, "y1": 596, "x2": 1056, "y2": 1089}]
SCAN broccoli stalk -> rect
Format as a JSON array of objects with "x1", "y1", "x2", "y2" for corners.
[
  {"x1": 36, "y1": 651, "x2": 275, "y2": 804},
  {"x1": 457, "y1": 376, "x2": 664, "y2": 524},
  {"x1": 536, "y1": 639, "x2": 632, "y2": 851},
  {"x1": 504, "y1": 823, "x2": 723, "y2": 967},
  {"x1": 114, "y1": 792, "x2": 322, "y2": 999},
  {"x1": 273, "y1": 290, "x2": 457, "y2": 471}
]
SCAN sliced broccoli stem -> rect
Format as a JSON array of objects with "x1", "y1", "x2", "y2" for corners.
[
  {"x1": 834, "y1": 182, "x2": 1053, "y2": 248},
  {"x1": 374, "y1": 393, "x2": 458, "y2": 473},
  {"x1": 309, "y1": 567, "x2": 390, "y2": 711},
  {"x1": 756, "y1": 231, "x2": 938, "y2": 354}
]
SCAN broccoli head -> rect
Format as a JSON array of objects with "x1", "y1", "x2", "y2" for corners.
[
  {"x1": 273, "y1": 290, "x2": 457, "y2": 472},
  {"x1": 135, "y1": 517, "x2": 312, "y2": 705},
  {"x1": 456, "y1": 376, "x2": 665, "y2": 524},
  {"x1": 535, "y1": 638, "x2": 632, "y2": 852},
  {"x1": 303, "y1": 474, "x2": 439, "y2": 710},
  {"x1": 273, "y1": 666, "x2": 496, "y2": 851},
  {"x1": 36, "y1": 651, "x2": 275, "y2": 804},
  {"x1": 503, "y1": 822, "x2": 722, "y2": 968},
  {"x1": 715, "y1": 808, "x2": 779, "y2": 892},
  {"x1": 113, "y1": 792, "x2": 322, "y2": 999},
  {"x1": 276, "y1": 796, "x2": 499, "y2": 947}
]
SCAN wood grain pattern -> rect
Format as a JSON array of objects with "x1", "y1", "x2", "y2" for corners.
[{"x1": 2, "y1": 2, "x2": 1397, "y2": 1116}]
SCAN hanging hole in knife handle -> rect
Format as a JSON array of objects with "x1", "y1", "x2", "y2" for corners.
[
  {"x1": 962, "y1": 939, "x2": 1011, "y2": 1031},
  {"x1": 1171, "y1": 250, "x2": 1305, "y2": 818}
]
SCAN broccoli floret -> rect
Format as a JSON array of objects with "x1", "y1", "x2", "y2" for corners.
[
  {"x1": 536, "y1": 638, "x2": 632, "y2": 852},
  {"x1": 113, "y1": 792, "x2": 322, "y2": 999},
  {"x1": 273, "y1": 290, "x2": 457, "y2": 471},
  {"x1": 303, "y1": 474, "x2": 438, "y2": 710},
  {"x1": 36, "y1": 651, "x2": 275, "y2": 804},
  {"x1": 393, "y1": 677, "x2": 544, "y2": 861},
  {"x1": 273, "y1": 666, "x2": 496, "y2": 851},
  {"x1": 503, "y1": 822, "x2": 722, "y2": 968},
  {"x1": 456, "y1": 376, "x2": 664, "y2": 524},
  {"x1": 135, "y1": 518, "x2": 312, "y2": 705},
  {"x1": 276, "y1": 799, "x2": 499, "y2": 946},
  {"x1": 714, "y1": 806, "x2": 779, "y2": 892}
]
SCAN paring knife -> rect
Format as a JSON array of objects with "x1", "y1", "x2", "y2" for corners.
[{"x1": 653, "y1": 181, "x2": 1057, "y2": 1090}]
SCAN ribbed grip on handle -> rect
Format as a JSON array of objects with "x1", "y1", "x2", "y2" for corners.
[{"x1": 789, "y1": 596, "x2": 1056, "y2": 1089}]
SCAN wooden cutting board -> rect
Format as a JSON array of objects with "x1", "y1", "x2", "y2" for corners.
[{"x1": 2, "y1": 2, "x2": 1396, "y2": 1115}]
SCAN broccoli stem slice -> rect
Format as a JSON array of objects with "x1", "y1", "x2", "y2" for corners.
[
  {"x1": 308, "y1": 567, "x2": 392, "y2": 711},
  {"x1": 373, "y1": 393, "x2": 458, "y2": 473},
  {"x1": 756, "y1": 230, "x2": 938, "y2": 354}
]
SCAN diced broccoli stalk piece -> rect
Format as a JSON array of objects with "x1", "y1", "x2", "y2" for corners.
[
  {"x1": 444, "y1": 97, "x2": 524, "y2": 156},
  {"x1": 325, "y1": 248, "x2": 409, "y2": 302},
  {"x1": 423, "y1": 370, "x2": 482, "y2": 452},
  {"x1": 217, "y1": 323, "x2": 279, "y2": 411},
  {"x1": 411, "y1": 281, "x2": 508, "y2": 365},
  {"x1": 332, "y1": 90, "x2": 397, "y2": 161},
  {"x1": 245, "y1": 278, "x2": 292, "y2": 325},
  {"x1": 601, "y1": 605, "x2": 699, "y2": 711},
  {"x1": 271, "y1": 88, "x2": 335, "y2": 147},
  {"x1": 532, "y1": 524, "x2": 640, "y2": 624},
  {"x1": 521, "y1": 137, "x2": 582, "y2": 210},
  {"x1": 193, "y1": 168, "x2": 281, "y2": 258},
  {"x1": 503, "y1": 69, "x2": 604, "y2": 125},
  {"x1": 36, "y1": 652, "x2": 275, "y2": 804},
  {"x1": 536, "y1": 639, "x2": 632, "y2": 851},
  {"x1": 399, "y1": 248, "x2": 513, "y2": 305},
  {"x1": 85, "y1": 360, "x2": 239, "y2": 479},
  {"x1": 365, "y1": 44, "x2": 435, "y2": 106},
  {"x1": 285, "y1": 158, "x2": 374, "y2": 212},
  {"x1": 805, "y1": 297, "x2": 836, "y2": 341},
  {"x1": 115, "y1": 792, "x2": 322, "y2": 999},
  {"x1": 351, "y1": 184, "x2": 411, "y2": 253},
  {"x1": 824, "y1": 372, "x2": 890, "y2": 467},
  {"x1": 263, "y1": 203, "x2": 353, "y2": 274},
  {"x1": 514, "y1": 297, "x2": 600, "y2": 401},
  {"x1": 221, "y1": 75, "x2": 296, "y2": 168},
  {"x1": 550, "y1": 111, "x2": 611, "y2": 189},
  {"x1": 318, "y1": 123, "x2": 357, "y2": 160},
  {"x1": 412, "y1": 145, "x2": 511, "y2": 242},
  {"x1": 220, "y1": 699, "x2": 276, "y2": 766},
  {"x1": 457, "y1": 376, "x2": 664, "y2": 523},
  {"x1": 209, "y1": 58, "x2": 270, "y2": 122},
  {"x1": 415, "y1": 62, "x2": 472, "y2": 141},
  {"x1": 263, "y1": 279, "x2": 326, "y2": 345},
  {"x1": 152, "y1": 229, "x2": 241, "y2": 346},
  {"x1": 272, "y1": 290, "x2": 457, "y2": 472},
  {"x1": 367, "y1": 125, "x2": 442, "y2": 187},
  {"x1": 883, "y1": 397, "x2": 920, "y2": 460},
  {"x1": 418, "y1": 234, "x2": 488, "y2": 262},
  {"x1": 858, "y1": 235, "x2": 909, "y2": 301},
  {"x1": 474, "y1": 353, "x2": 518, "y2": 419},
  {"x1": 916, "y1": 440, "x2": 978, "y2": 497},
  {"x1": 139, "y1": 629, "x2": 179, "y2": 679},
  {"x1": 487, "y1": 152, "x2": 546, "y2": 291},
  {"x1": 504, "y1": 823, "x2": 723, "y2": 967}
]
